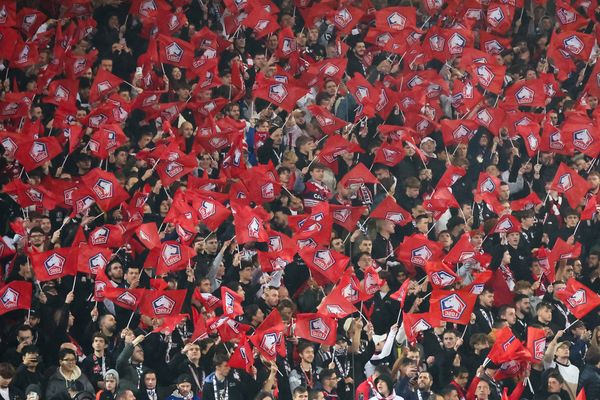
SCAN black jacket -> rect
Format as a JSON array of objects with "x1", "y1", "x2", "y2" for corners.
[{"x1": 578, "y1": 364, "x2": 600, "y2": 399}]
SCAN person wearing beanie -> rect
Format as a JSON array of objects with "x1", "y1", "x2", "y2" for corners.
[
  {"x1": 369, "y1": 374, "x2": 403, "y2": 400},
  {"x1": 95, "y1": 370, "x2": 119, "y2": 400},
  {"x1": 166, "y1": 374, "x2": 200, "y2": 400}
]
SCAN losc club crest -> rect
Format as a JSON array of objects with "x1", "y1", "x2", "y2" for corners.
[
  {"x1": 165, "y1": 161, "x2": 184, "y2": 178},
  {"x1": 480, "y1": 177, "x2": 496, "y2": 193},
  {"x1": 90, "y1": 227, "x2": 109, "y2": 245},
  {"x1": 566, "y1": 289, "x2": 587, "y2": 308},
  {"x1": 269, "y1": 257, "x2": 287, "y2": 270},
  {"x1": 557, "y1": 174, "x2": 573, "y2": 191},
  {"x1": 428, "y1": 34, "x2": 445, "y2": 52},
  {"x1": 117, "y1": 291, "x2": 137, "y2": 306},
  {"x1": 261, "y1": 182, "x2": 275, "y2": 199},
  {"x1": 557, "y1": 8, "x2": 576, "y2": 25},
  {"x1": 410, "y1": 245, "x2": 433, "y2": 266},
  {"x1": 484, "y1": 39, "x2": 504, "y2": 54},
  {"x1": 268, "y1": 236, "x2": 283, "y2": 252},
  {"x1": 260, "y1": 332, "x2": 280, "y2": 356},
  {"x1": 162, "y1": 243, "x2": 182, "y2": 266},
  {"x1": 325, "y1": 304, "x2": 345, "y2": 316},
  {"x1": 375, "y1": 32, "x2": 392, "y2": 47},
  {"x1": 313, "y1": 250, "x2": 335, "y2": 270},
  {"x1": 1, "y1": 288, "x2": 19, "y2": 309},
  {"x1": 515, "y1": 86, "x2": 534, "y2": 104},
  {"x1": 476, "y1": 109, "x2": 493, "y2": 127},
  {"x1": 88, "y1": 253, "x2": 108, "y2": 274},
  {"x1": 527, "y1": 134, "x2": 539, "y2": 151},
  {"x1": 1, "y1": 137, "x2": 17, "y2": 156},
  {"x1": 573, "y1": 129, "x2": 593, "y2": 150},
  {"x1": 333, "y1": 209, "x2": 350, "y2": 223},
  {"x1": 496, "y1": 218, "x2": 514, "y2": 232},
  {"x1": 386, "y1": 12, "x2": 406, "y2": 30},
  {"x1": 92, "y1": 178, "x2": 114, "y2": 200},
  {"x1": 431, "y1": 271, "x2": 456, "y2": 287},
  {"x1": 152, "y1": 295, "x2": 176, "y2": 315},
  {"x1": 309, "y1": 317, "x2": 331, "y2": 340},
  {"x1": 44, "y1": 253, "x2": 66, "y2": 276},
  {"x1": 281, "y1": 37, "x2": 295, "y2": 55},
  {"x1": 533, "y1": 337, "x2": 546, "y2": 360},
  {"x1": 96, "y1": 80, "x2": 113, "y2": 94},
  {"x1": 385, "y1": 212, "x2": 405, "y2": 224},
  {"x1": 25, "y1": 188, "x2": 43, "y2": 204},
  {"x1": 487, "y1": 7, "x2": 505, "y2": 27},
  {"x1": 248, "y1": 217, "x2": 261, "y2": 239},
  {"x1": 452, "y1": 125, "x2": 470, "y2": 141},
  {"x1": 410, "y1": 318, "x2": 432, "y2": 336},
  {"x1": 447, "y1": 33, "x2": 466, "y2": 55},
  {"x1": 198, "y1": 201, "x2": 216, "y2": 219},
  {"x1": 165, "y1": 42, "x2": 184, "y2": 63},
  {"x1": 502, "y1": 335, "x2": 517, "y2": 351},
  {"x1": 458, "y1": 251, "x2": 476, "y2": 263},
  {"x1": 439, "y1": 293, "x2": 467, "y2": 320},
  {"x1": 29, "y1": 141, "x2": 48, "y2": 163},
  {"x1": 334, "y1": 8, "x2": 352, "y2": 27},
  {"x1": 476, "y1": 65, "x2": 495, "y2": 87},
  {"x1": 269, "y1": 83, "x2": 288, "y2": 103},
  {"x1": 342, "y1": 283, "x2": 359, "y2": 302},
  {"x1": 55, "y1": 85, "x2": 70, "y2": 102}
]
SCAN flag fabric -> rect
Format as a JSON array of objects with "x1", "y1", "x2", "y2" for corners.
[
  {"x1": 221, "y1": 286, "x2": 244, "y2": 317},
  {"x1": 81, "y1": 168, "x2": 130, "y2": 211},
  {"x1": 369, "y1": 196, "x2": 413, "y2": 226},
  {"x1": 15, "y1": 137, "x2": 62, "y2": 172},
  {"x1": 295, "y1": 313, "x2": 337, "y2": 345},
  {"x1": 228, "y1": 336, "x2": 254, "y2": 372},
  {"x1": 30, "y1": 248, "x2": 76, "y2": 282},
  {"x1": 298, "y1": 246, "x2": 349, "y2": 285},
  {"x1": 440, "y1": 119, "x2": 479, "y2": 146},
  {"x1": 373, "y1": 141, "x2": 405, "y2": 167},
  {"x1": 318, "y1": 287, "x2": 359, "y2": 318},
  {"x1": 503, "y1": 79, "x2": 547, "y2": 108},
  {"x1": 135, "y1": 223, "x2": 161, "y2": 250},
  {"x1": 581, "y1": 196, "x2": 598, "y2": 221},
  {"x1": 89, "y1": 68, "x2": 124, "y2": 103},
  {"x1": 157, "y1": 34, "x2": 195, "y2": 68},
  {"x1": 191, "y1": 307, "x2": 208, "y2": 342},
  {"x1": 73, "y1": 245, "x2": 112, "y2": 275},
  {"x1": 330, "y1": 204, "x2": 367, "y2": 232},
  {"x1": 152, "y1": 241, "x2": 196, "y2": 276},
  {"x1": 139, "y1": 289, "x2": 186, "y2": 317},
  {"x1": 403, "y1": 312, "x2": 439, "y2": 344},
  {"x1": 306, "y1": 104, "x2": 349, "y2": 135},
  {"x1": 487, "y1": 326, "x2": 526, "y2": 365},
  {"x1": 492, "y1": 214, "x2": 521, "y2": 234},
  {"x1": 444, "y1": 233, "x2": 477, "y2": 265},
  {"x1": 103, "y1": 287, "x2": 145, "y2": 311},
  {"x1": 425, "y1": 261, "x2": 460, "y2": 289},
  {"x1": 249, "y1": 309, "x2": 286, "y2": 360},
  {"x1": 429, "y1": 289, "x2": 477, "y2": 325},
  {"x1": 231, "y1": 203, "x2": 269, "y2": 244},
  {"x1": 338, "y1": 163, "x2": 380, "y2": 189},
  {"x1": 555, "y1": 278, "x2": 600, "y2": 319},
  {"x1": 395, "y1": 234, "x2": 444, "y2": 275},
  {"x1": 390, "y1": 278, "x2": 411, "y2": 309},
  {"x1": 0, "y1": 281, "x2": 32, "y2": 315},
  {"x1": 253, "y1": 79, "x2": 308, "y2": 112},
  {"x1": 527, "y1": 327, "x2": 547, "y2": 363},
  {"x1": 550, "y1": 163, "x2": 591, "y2": 208},
  {"x1": 374, "y1": 7, "x2": 416, "y2": 32}
]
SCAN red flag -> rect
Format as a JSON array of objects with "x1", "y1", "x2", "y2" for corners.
[
  {"x1": 318, "y1": 134, "x2": 364, "y2": 165},
  {"x1": 306, "y1": 104, "x2": 349, "y2": 135},
  {"x1": 89, "y1": 68, "x2": 124, "y2": 103},
  {"x1": 338, "y1": 163, "x2": 379, "y2": 189},
  {"x1": 403, "y1": 312, "x2": 439, "y2": 344},
  {"x1": 88, "y1": 224, "x2": 124, "y2": 248},
  {"x1": 191, "y1": 196, "x2": 231, "y2": 231},
  {"x1": 436, "y1": 165, "x2": 466, "y2": 190},
  {"x1": 492, "y1": 214, "x2": 521, "y2": 234},
  {"x1": 241, "y1": 8, "x2": 279, "y2": 39},
  {"x1": 470, "y1": 63, "x2": 506, "y2": 94},
  {"x1": 15, "y1": 137, "x2": 62, "y2": 172},
  {"x1": 207, "y1": 315, "x2": 251, "y2": 342},
  {"x1": 253, "y1": 79, "x2": 308, "y2": 112},
  {"x1": 390, "y1": 278, "x2": 411, "y2": 308},
  {"x1": 556, "y1": 0, "x2": 589, "y2": 30},
  {"x1": 444, "y1": 233, "x2": 477, "y2": 265},
  {"x1": 395, "y1": 234, "x2": 444, "y2": 275},
  {"x1": 555, "y1": 278, "x2": 600, "y2": 319},
  {"x1": 155, "y1": 151, "x2": 197, "y2": 186},
  {"x1": 299, "y1": 246, "x2": 349, "y2": 285},
  {"x1": 81, "y1": 168, "x2": 130, "y2": 211},
  {"x1": 152, "y1": 241, "x2": 196, "y2": 276},
  {"x1": 0, "y1": 281, "x2": 32, "y2": 316},
  {"x1": 374, "y1": 7, "x2": 416, "y2": 32},
  {"x1": 551, "y1": 31, "x2": 595, "y2": 62},
  {"x1": 516, "y1": 123, "x2": 541, "y2": 157},
  {"x1": 73, "y1": 245, "x2": 112, "y2": 275},
  {"x1": 30, "y1": 248, "x2": 76, "y2": 282},
  {"x1": 190, "y1": 307, "x2": 208, "y2": 342},
  {"x1": 487, "y1": 326, "x2": 526, "y2": 365},
  {"x1": 345, "y1": 74, "x2": 376, "y2": 118},
  {"x1": 561, "y1": 122, "x2": 600, "y2": 158},
  {"x1": 361, "y1": 266, "x2": 384, "y2": 298},
  {"x1": 275, "y1": 26, "x2": 297, "y2": 59},
  {"x1": 486, "y1": 3, "x2": 514, "y2": 34},
  {"x1": 440, "y1": 119, "x2": 479, "y2": 146},
  {"x1": 318, "y1": 287, "x2": 358, "y2": 318},
  {"x1": 45, "y1": 79, "x2": 79, "y2": 109},
  {"x1": 373, "y1": 141, "x2": 405, "y2": 167},
  {"x1": 503, "y1": 79, "x2": 547, "y2": 108},
  {"x1": 577, "y1": 389, "x2": 587, "y2": 400},
  {"x1": 335, "y1": 270, "x2": 364, "y2": 304},
  {"x1": 152, "y1": 314, "x2": 186, "y2": 334},
  {"x1": 295, "y1": 313, "x2": 337, "y2": 345},
  {"x1": 550, "y1": 163, "x2": 591, "y2": 208},
  {"x1": 135, "y1": 223, "x2": 161, "y2": 250},
  {"x1": 527, "y1": 327, "x2": 546, "y2": 363},
  {"x1": 305, "y1": 57, "x2": 348, "y2": 87},
  {"x1": 221, "y1": 286, "x2": 244, "y2": 317},
  {"x1": 249, "y1": 309, "x2": 286, "y2": 359},
  {"x1": 464, "y1": 270, "x2": 494, "y2": 295},
  {"x1": 425, "y1": 261, "x2": 460, "y2": 288},
  {"x1": 511, "y1": 192, "x2": 543, "y2": 211},
  {"x1": 369, "y1": 196, "x2": 413, "y2": 226},
  {"x1": 157, "y1": 34, "x2": 194, "y2": 68},
  {"x1": 231, "y1": 203, "x2": 269, "y2": 244},
  {"x1": 228, "y1": 336, "x2": 254, "y2": 372},
  {"x1": 329, "y1": 6, "x2": 364, "y2": 35},
  {"x1": 429, "y1": 289, "x2": 477, "y2": 325},
  {"x1": 140, "y1": 289, "x2": 186, "y2": 317},
  {"x1": 330, "y1": 204, "x2": 367, "y2": 232},
  {"x1": 0, "y1": 0, "x2": 16, "y2": 27},
  {"x1": 10, "y1": 40, "x2": 38, "y2": 69},
  {"x1": 103, "y1": 287, "x2": 145, "y2": 311},
  {"x1": 477, "y1": 172, "x2": 502, "y2": 195},
  {"x1": 195, "y1": 291, "x2": 221, "y2": 313},
  {"x1": 581, "y1": 196, "x2": 598, "y2": 221},
  {"x1": 93, "y1": 268, "x2": 110, "y2": 301}
]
